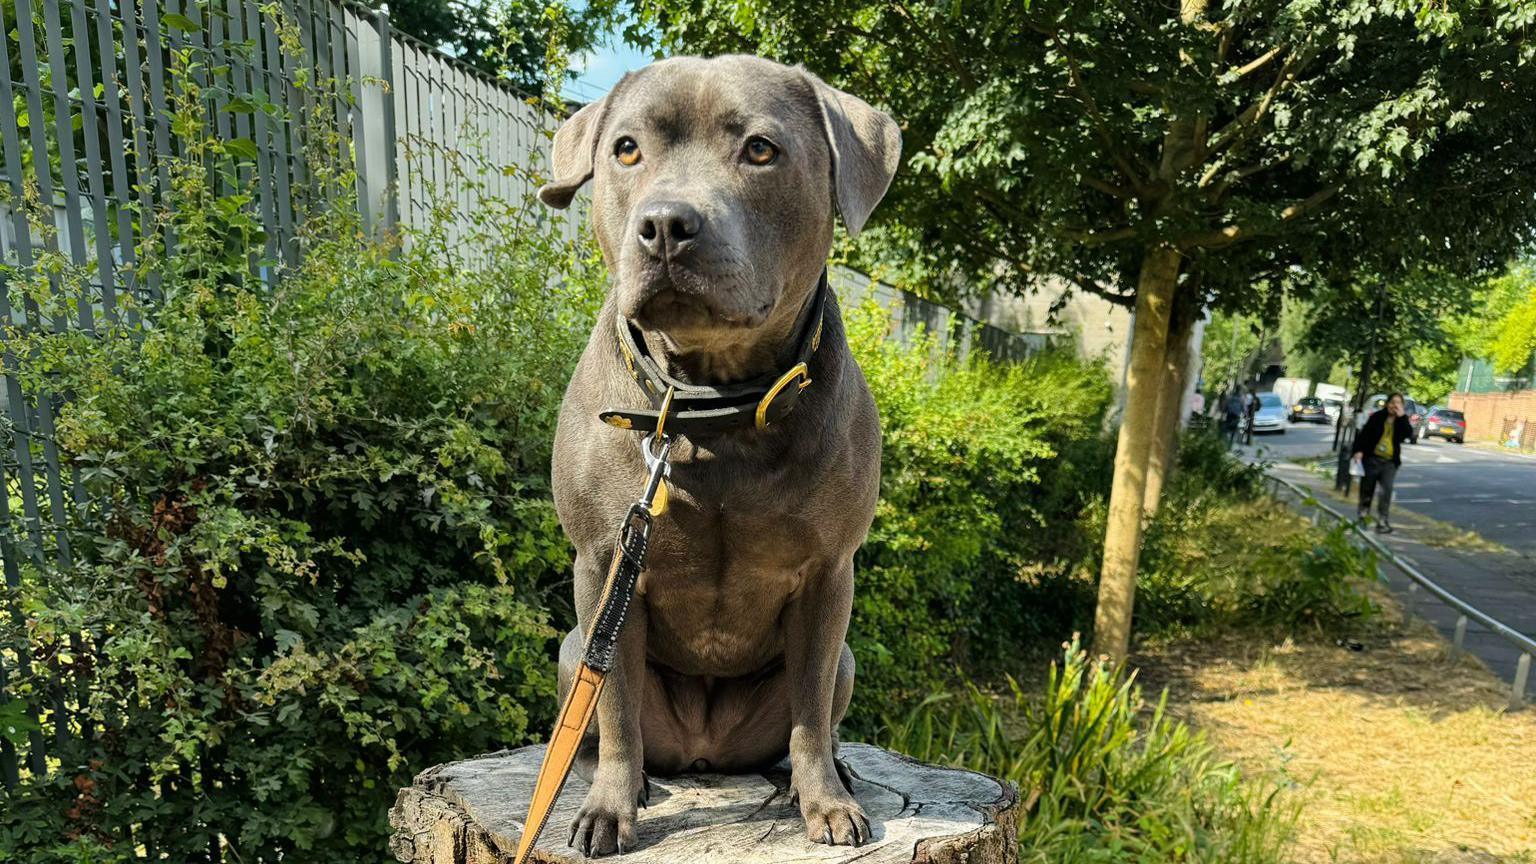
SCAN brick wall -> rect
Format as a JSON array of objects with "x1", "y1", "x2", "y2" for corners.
[{"x1": 1448, "y1": 390, "x2": 1536, "y2": 448}]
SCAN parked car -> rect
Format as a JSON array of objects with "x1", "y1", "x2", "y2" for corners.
[
  {"x1": 1289, "y1": 396, "x2": 1328, "y2": 423},
  {"x1": 1421, "y1": 407, "x2": 1467, "y2": 443},
  {"x1": 1251, "y1": 392, "x2": 1287, "y2": 434}
]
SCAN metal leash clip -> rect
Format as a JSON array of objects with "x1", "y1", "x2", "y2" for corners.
[{"x1": 639, "y1": 386, "x2": 676, "y2": 516}]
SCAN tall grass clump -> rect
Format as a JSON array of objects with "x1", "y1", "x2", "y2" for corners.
[{"x1": 881, "y1": 640, "x2": 1298, "y2": 863}]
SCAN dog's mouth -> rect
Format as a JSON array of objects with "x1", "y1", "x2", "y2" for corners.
[{"x1": 626, "y1": 267, "x2": 773, "y2": 333}]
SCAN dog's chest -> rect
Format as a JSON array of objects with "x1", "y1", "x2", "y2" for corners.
[{"x1": 638, "y1": 467, "x2": 833, "y2": 675}]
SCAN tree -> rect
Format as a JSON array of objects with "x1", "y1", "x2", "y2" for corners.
[
  {"x1": 375, "y1": 0, "x2": 606, "y2": 92},
  {"x1": 1203, "y1": 310, "x2": 1265, "y2": 393},
  {"x1": 1299, "y1": 269, "x2": 1482, "y2": 408},
  {"x1": 636, "y1": 0, "x2": 1536, "y2": 661}
]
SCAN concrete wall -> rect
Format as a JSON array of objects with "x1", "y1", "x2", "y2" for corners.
[{"x1": 971, "y1": 280, "x2": 1133, "y2": 370}]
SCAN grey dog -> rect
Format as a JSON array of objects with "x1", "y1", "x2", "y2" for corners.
[{"x1": 539, "y1": 54, "x2": 901, "y2": 857}]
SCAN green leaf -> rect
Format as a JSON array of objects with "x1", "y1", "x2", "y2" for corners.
[
  {"x1": 224, "y1": 136, "x2": 259, "y2": 161},
  {"x1": 0, "y1": 701, "x2": 40, "y2": 745},
  {"x1": 224, "y1": 96, "x2": 257, "y2": 114},
  {"x1": 163, "y1": 12, "x2": 200, "y2": 32}
]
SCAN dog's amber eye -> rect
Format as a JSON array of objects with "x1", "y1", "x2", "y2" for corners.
[
  {"x1": 743, "y1": 137, "x2": 778, "y2": 166},
  {"x1": 614, "y1": 137, "x2": 642, "y2": 167}
]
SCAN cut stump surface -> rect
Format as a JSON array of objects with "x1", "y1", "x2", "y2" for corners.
[{"x1": 390, "y1": 743, "x2": 1019, "y2": 863}]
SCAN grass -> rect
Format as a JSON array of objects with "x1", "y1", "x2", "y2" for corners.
[
  {"x1": 879, "y1": 640, "x2": 1298, "y2": 863},
  {"x1": 1135, "y1": 590, "x2": 1536, "y2": 864}
]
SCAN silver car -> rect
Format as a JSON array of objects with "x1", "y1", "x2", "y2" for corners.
[{"x1": 1251, "y1": 392, "x2": 1287, "y2": 434}]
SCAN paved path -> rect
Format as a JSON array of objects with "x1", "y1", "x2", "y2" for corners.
[
  {"x1": 1241, "y1": 421, "x2": 1536, "y2": 555},
  {"x1": 1230, "y1": 420, "x2": 1536, "y2": 685}
]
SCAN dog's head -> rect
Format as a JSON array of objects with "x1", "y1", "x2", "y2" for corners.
[{"x1": 539, "y1": 55, "x2": 900, "y2": 354}]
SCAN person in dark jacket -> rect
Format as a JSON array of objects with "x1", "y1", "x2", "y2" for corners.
[{"x1": 1351, "y1": 392, "x2": 1414, "y2": 533}]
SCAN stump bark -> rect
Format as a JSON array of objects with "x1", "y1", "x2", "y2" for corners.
[{"x1": 390, "y1": 743, "x2": 1019, "y2": 864}]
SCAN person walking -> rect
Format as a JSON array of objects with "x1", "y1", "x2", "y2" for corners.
[
  {"x1": 1223, "y1": 387, "x2": 1244, "y2": 447},
  {"x1": 1351, "y1": 392, "x2": 1413, "y2": 533},
  {"x1": 1243, "y1": 387, "x2": 1259, "y2": 446}
]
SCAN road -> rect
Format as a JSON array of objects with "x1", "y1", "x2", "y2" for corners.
[
  {"x1": 1242, "y1": 420, "x2": 1536, "y2": 556},
  {"x1": 1236, "y1": 418, "x2": 1536, "y2": 684}
]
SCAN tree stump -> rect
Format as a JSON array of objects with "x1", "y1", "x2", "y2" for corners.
[{"x1": 390, "y1": 743, "x2": 1019, "y2": 864}]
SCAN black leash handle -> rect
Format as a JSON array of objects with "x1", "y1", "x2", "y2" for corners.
[{"x1": 581, "y1": 433, "x2": 671, "y2": 673}]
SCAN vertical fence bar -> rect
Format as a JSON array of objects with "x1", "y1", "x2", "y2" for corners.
[
  {"x1": 63, "y1": 0, "x2": 117, "y2": 332},
  {"x1": 84, "y1": 0, "x2": 130, "y2": 324},
  {"x1": 327, "y1": 0, "x2": 347, "y2": 165},
  {"x1": 280, "y1": 0, "x2": 308, "y2": 205},
  {"x1": 119, "y1": 0, "x2": 161, "y2": 304},
  {"x1": 345, "y1": 6, "x2": 371, "y2": 227},
  {"x1": 376, "y1": 10, "x2": 397, "y2": 235},
  {"x1": 141, "y1": 0, "x2": 177, "y2": 253},
  {"x1": 92, "y1": 0, "x2": 139, "y2": 322},
  {"x1": 208, "y1": 0, "x2": 233, "y2": 162},
  {"x1": 261, "y1": 1, "x2": 296, "y2": 265},
  {"x1": 43, "y1": 0, "x2": 92, "y2": 329},
  {"x1": 1453, "y1": 615, "x2": 1467, "y2": 650},
  {"x1": 224, "y1": 0, "x2": 252, "y2": 179},
  {"x1": 243, "y1": 0, "x2": 278, "y2": 271}
]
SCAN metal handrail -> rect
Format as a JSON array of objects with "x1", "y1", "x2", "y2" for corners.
[{"x1": 1262, "y1": 470, "x2": 1534, "y2": 710}]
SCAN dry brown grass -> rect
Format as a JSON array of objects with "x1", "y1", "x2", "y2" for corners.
[{"x1": 1135, "y1": 593, "x2": 1536, "y2": 864}]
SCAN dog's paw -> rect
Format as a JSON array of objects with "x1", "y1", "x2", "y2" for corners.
[
  {"x1": 798, "y1": 787, "x2": 870, "y2": 847},
  {"x1": 568, "y1": 770, "x2": 642, "y2": 857}
]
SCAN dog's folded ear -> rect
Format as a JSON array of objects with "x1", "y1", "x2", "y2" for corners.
[
  {"x1": 804, "y1": 70, "x2": 902, "y2": 237},
  {"x1": 539, "y1": 94, "x2": 611, "y2": 210}
]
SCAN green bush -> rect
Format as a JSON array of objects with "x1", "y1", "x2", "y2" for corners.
[
  {"x1": 845, "y1": 305, "x2": 1113, "y2": 730},
  {"x1": 0, "y1": 80, "x2": 604, "y2": 859},
  {"x1": 880, "y1": 640, "x2": 1297, "y2": 863},
  {"x1": 1134, "y1": 429, "x2": 1381, "y2": 636}
]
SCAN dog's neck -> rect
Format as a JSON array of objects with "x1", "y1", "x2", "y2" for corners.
[{"x1": 634, "y1": 280, "x2": 822, "y2": 387}]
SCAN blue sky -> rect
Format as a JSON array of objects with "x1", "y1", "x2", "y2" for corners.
[{"x1": 570, "y1": 40, "x2": 653, "y2": 101}]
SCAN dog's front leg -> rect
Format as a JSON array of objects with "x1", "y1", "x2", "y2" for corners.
[
  {"x1": 785, "y1": 560, "x2": 869, "y2": 846},
  {"x1": 568, "y1": 552, "x2": 648, "y2": 857}
]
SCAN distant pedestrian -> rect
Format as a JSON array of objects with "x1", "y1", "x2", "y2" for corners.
[
  {"x1": 1351, "y1": 392, "x2": 1413, "y2": 533},
  {"x1": 1243, "y1": 387, "x2": 1259, "y2": 445},
  {"x1": 1223, "y1": 388, "x2": 1244, "y2": 446}
]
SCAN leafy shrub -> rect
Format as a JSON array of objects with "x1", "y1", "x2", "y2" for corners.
[
  {"x1": 1135, "y1": 429, "x2": 1381, "y2": 636},
  {"x1": 0, "y1": 77, "x2": 604, "y2": 860},
  {"x1": 881, "y1": 640, "x2": 1297, "y2": 863},
  {"x1": 845, "y1": 304, "x2": 1113, "y2": 729}
]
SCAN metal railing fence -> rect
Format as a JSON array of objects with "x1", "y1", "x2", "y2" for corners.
[{"x1": 1262, "y1": 471, "x2": 1534, "y2": 710}]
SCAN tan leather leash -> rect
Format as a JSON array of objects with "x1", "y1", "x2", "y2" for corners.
[{"x1": 513, "y1": 388, "x2": 676, "y2": 864}]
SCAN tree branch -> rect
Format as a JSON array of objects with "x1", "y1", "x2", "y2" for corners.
[
  {"x1": 1084, "y1": 177, "x2": 1134, "y2": 200},
  {"x1": 1198, "y1": 153, "x2": 1291, "y2": 195},
  {"x1": 1180, "y1": 184, "x2": 1340, "y2": 249},
  {"x1": 1205, "y1": 48, "x2": 1302, "y2": 160},
  {"x1": 1223, "y1": 44, "x2": 1286, "y2": 84},
  {"x1": 1060, "y1": 225, "x2": 1139, "y2": 246}
]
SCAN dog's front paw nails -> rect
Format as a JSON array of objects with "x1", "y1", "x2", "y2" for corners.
[
  {"x1": 799, "y1": 788, "x2": 870, "y2": 847},
  {"x1": 568, "y1": 773, "x2": 640, "y2": 858}
]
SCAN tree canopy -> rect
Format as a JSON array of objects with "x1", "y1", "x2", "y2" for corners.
[
  {"x1": 637, "y1": 0, "x2": 1536, "y2": 308},
  {"x1": 375, "y1": 0, "x2": 606, "y2": 92}
]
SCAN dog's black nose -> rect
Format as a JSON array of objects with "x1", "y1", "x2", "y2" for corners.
[{"x1": 636, "y1": 200, "x2": 702, "y2": 260}]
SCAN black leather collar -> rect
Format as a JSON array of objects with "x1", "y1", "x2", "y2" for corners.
[{"x1": 599, "y1": 270, "x2": 830, "y2": 437}]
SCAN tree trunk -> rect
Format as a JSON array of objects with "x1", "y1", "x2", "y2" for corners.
[
  {"x1": 1092, "y1": 245, "x2": 1181, "y2": 664},
  {"x1": 1142, "y1": 289, "x2": 1199, "y2": 516}
]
